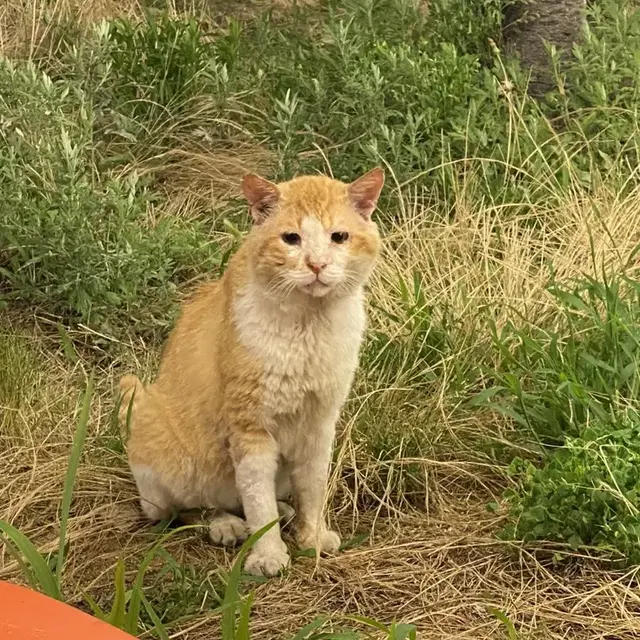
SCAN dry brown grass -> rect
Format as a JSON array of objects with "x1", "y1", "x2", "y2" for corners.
[
  {"x1": 373, "y1": 181, "x2": 640, "y2": 344},
  {"x1": 0, "y1": 0, "x2": 143, "y2": 57},
  {"x1": 3, "y1": 180, "x2": 640, "y2": 637},
  {"x1": 133, "y1": 142, "x2": 275, "y2": 223},
  {"x1": 0, "y1": 0, "x2": 323, "y2": 57}
]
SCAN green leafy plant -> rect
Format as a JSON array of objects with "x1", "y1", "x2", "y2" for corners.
[
  {"x1": 0, "y1": 60, "x2": 218, "y2": 337},
  {"x1": 473, "y1": 266, "x2": 640, "y2": 559},
  {"x1": 488, "y1": 607, "x2": 519, "y2": 640},
  {"x1": 478, "y1": 270, "x2": 640, "y2": 445},
  {"x1": 502, "y1": 416, "x2": 640, "y2": 563}
]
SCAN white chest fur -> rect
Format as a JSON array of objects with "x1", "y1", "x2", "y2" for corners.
[{"x1": 233, "y1": 284, "x2": 365, "y2": 420}]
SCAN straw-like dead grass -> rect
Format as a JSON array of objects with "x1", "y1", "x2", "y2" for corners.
[
  {"x1": 0, "y1": 0, "x2": 143, "y2": 57},
  {"x1": 373, "y1": 180, "x2": 640, "y2": 344},
  {"x1": 0, "y1": 0, "x2": 324, "y2": 58},
  {"x1": 2, "y1": 181, "x2": 640, "y2": 637}
]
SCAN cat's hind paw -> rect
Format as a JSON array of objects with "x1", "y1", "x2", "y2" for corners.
[
  {"x1": 297, "y1": 528, "x2": 341, "y2": 554},
  {"x1": 277, "y1": 501, "x2": 296, "y2": 525},
  {"x1": 209, "y1": 513, "x2": 249, "y2": 547},
  {"x1": 244, "y1": 543, "x2": 290, "y2": 577}
]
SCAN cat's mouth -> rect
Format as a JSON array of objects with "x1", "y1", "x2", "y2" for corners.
[{"x1": 302, "y1": 278, "x2": 331, "y2": 297}]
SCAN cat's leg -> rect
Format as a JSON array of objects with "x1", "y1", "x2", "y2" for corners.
[
  {"x1": 232, "y1": 431, "x2": 290, "y2": 576},
  {"x1": 276, "y1": 467, "x2": 295, "y2": 527},
  {"x1": 291, "y1": 409, "x2": 341, "y2": 554},
  {"x1": 131, "y1": 464, "x2": 174, "y2": 522}
]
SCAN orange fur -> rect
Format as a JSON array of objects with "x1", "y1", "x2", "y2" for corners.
[{"x1": 120, "y1": 169, "x2": 384, "y2": 576}]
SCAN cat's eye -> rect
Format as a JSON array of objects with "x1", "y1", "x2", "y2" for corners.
[
  {"x1": 331, "y1": 231, "x2": 349, "y2": 244},
  {"x1": 282, "y1": 232, "x2": 301, "y2": 246}
]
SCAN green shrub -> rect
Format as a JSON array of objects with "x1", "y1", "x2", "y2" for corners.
[
  {"x1": 481, "y1": 271, "x2": 640, "y2": 446},
  {"x1": 103, "y1": 12, "x2": 216, "y2": 121},
  {"x1": 233, "y1": 0, "x2": 511, "y2": 188},
  {"x1": 475, "y1": 268, "x2": 640, "y2": 558},
  {"x1": 227, "y1": 0, "x2": 640, "y2": 203},
  {"x1": 428, "y1": 0, "x2": 509, "y2": 56},
  {"x1": 0, "y1": 60, "x2": 218, "y2": 337},
  {"x1": 503, "y1": 416, "x2": 640, "y2": 564},
  {"x1": 34, "y1": 0, "x2": 640, "y2": 207}
]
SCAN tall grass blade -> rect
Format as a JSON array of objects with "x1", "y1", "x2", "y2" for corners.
[
  {"x1": 221, "y1": 520, "x2": 277, "y2": 640},
  {"x1": 141, "y1": 592, "x2": 171, "y2": 640},
  {"x1": 56, "y1": 322, "x2": 79, "y2": 363},
  {"x1": 288, "y1": 616, "x2": 328, "y2": 640},
  {"x1": 235, "y1": 591, "x2": 254, "y2": 640},
  {"x1": 0, "y1": 535, "x2": 38, "y2": 592},
  {"x1": 488, "y1": 607, "x2": 519, "y2": 640},
  {"x1": 84, "y1": 591, "x2": 108, "y2": 621},
  {"x1": 0, "y1": 521, "x2": 60, "y2": 599},
  {"x1": 108, "y1": 558, "x2": 128, "y2": 630},
  {"x1": 348, "y1": 615, "x2": 387, "y2": 632},
  {"x1": 56, "y1": 375, "x2": 93, "y2": 590}
]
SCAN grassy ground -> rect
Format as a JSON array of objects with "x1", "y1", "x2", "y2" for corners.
[{"x1": 2, "y1": 0, "x2": 640, "y2": 638}]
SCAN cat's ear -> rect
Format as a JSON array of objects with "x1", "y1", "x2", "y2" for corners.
[
  {"x1": 347, "y1": 167, "x2": 385, "y2": 220},
  {"x1": 242, "y1": 174, "x2": 280, "y2": 224}
]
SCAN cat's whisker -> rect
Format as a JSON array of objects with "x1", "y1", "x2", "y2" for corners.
[{"x1": 266, "y1": 274, "x2": 293, "y2": 297}]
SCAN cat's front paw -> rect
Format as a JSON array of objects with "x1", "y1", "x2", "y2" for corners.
[
  {"x1": 297, "y1": 528, "x2": 341, "y2": 554},
  {"x1": 244, "y1": 542, "x2": 290, "y2": 577}
]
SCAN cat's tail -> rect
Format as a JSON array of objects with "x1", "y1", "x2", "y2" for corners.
[{"x1": 118, "y1": 374, "x2": 144, "y2": 436}]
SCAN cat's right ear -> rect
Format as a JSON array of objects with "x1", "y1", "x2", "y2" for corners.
[{"x1": 242, "y1": 174, "x2": 280, "y2": 224}]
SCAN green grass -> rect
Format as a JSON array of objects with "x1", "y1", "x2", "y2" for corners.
[
  {"x1": 0, "y1": 376, "x2": 92, "y2": 600},
  {"x1": 2, "y1": 0, "x2": 640, "y2": 637},
  {"x1": 0, "y1": 331, "x2": 39, "y2": 432}
]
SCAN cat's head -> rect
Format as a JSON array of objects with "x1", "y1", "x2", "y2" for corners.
[{"x1": 241, "y1": 169, "x2": 384, "y2": 299}]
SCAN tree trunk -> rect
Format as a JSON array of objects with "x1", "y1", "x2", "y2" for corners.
[{"x1": 503, "y1": 0, "x2": 587, "y2": 97}]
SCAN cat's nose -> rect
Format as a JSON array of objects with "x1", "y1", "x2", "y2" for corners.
[{"x1": 307, "y1": 259, "x2": 327, "y2": 274}]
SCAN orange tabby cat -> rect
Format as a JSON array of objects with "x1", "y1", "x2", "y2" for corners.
[{"x1": 119, "y1": 168, "x2": 384, "y2": 576}]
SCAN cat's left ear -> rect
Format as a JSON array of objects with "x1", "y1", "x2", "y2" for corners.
[
  {"x1": 242, "y1": 174, "x2": 280, "y2": 224},
  {"x1": 347, "y1": 167, "x2": 385, "y2": 220}
]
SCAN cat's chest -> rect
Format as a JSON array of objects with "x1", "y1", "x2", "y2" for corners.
[{"x1": 233, "y1": 289, "x2": 365, "y2": 415}]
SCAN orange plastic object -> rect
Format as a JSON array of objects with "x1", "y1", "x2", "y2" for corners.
[{"x1": 0, "y1": 581, "x2": 136, "y2": 639}]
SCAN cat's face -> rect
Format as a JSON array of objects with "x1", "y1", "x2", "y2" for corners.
[{"x1": 242, "y1": 170, "x2": 384, "y2": 299}]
